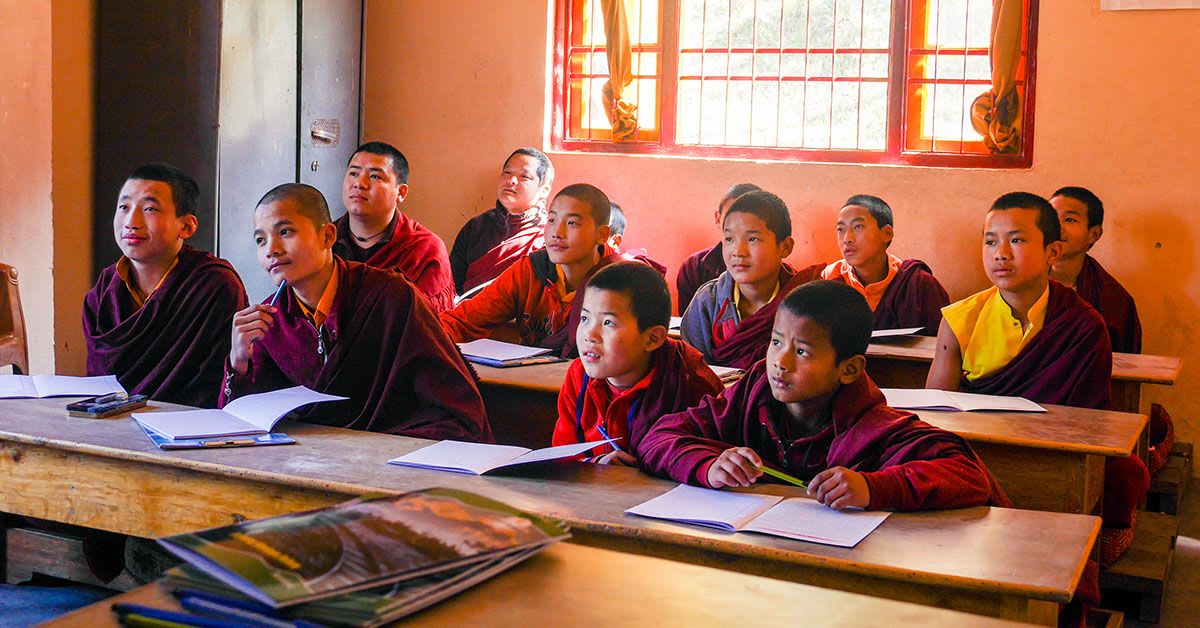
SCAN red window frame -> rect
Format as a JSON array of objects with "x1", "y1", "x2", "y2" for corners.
[{"x1": 552, "y1": 0, "x2": 1038, "y2": 168}]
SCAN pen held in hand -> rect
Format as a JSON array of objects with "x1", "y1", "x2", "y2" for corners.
[
  {"x1": 269, "y1": 279, "x2": 288, "y2": 307},
  {"x1": 757, "y1": 464, "x2": 808, "y2": 489}
]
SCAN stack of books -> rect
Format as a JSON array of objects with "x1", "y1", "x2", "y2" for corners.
[{"x1": 141, "y1": 489, "x2": 569, "y2": 626}]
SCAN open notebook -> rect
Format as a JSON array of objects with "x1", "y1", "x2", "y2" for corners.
[
  {"x1": 388, "y1": 439, "x2": 616, "y2": 475},
  {"x1": 132, "y1": 386, "x2": 347, "y2": 441},
  {"x1": 0, "y1": 374, "x2": 124, "y2": 399},
  {"x1": 870, "y1": 327, "x2": 924, "y2": 338},
  {"x1": 456, "y1": 339, "x2": 562, "y2": 368},
  {"x1": 626, "y1": 484, "x2": 889, "y2": 547},
  {"x1": 881, "y1": 389, "x2": 1045, "y2": 412}
]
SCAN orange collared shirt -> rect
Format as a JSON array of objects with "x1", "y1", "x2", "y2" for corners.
[
  {"x1": 821, "y1": 253, "x2": 903, "y2": 311},
  {"x1": 116, "y1": 256, "x2": 180, "y2": 309},
  {"x1": 294, "y1": 265, "x2": 340, "y2": 328}
]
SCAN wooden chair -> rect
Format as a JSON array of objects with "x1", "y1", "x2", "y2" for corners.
[{"x1": 0, "y1": 263, "x2": 29, "y2": 375}]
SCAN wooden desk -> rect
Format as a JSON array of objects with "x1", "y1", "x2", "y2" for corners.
[
  {"x1": 473, "y1": 363, "x2": 1145, "y2": 515},
  {"x1": 45, "y1": 544, "x2": 1029, "y2": 627},
  {"x1": 0, "y1": 397, "x2": 1097, "y2": 624},
  {"x1": 866, "y1": 336, "x2": 1183, "y2": 413}
]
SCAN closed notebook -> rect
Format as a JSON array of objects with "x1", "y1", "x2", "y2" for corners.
[
  {"x1": 132, "y1": 386, "x2": 347, "y2": 440},
  {"x1": 881, "y1": 388, "x2": 1046, "y2": 412},
  {"x1": 388, "y1": 439, "x2": 616, "y2": 475},
  {"x1": 0, "y1": 374, "x2": 124, "y2": 399},
  {"x1": 456, "y1": 339, "x2": 559, "y2": 367},
  {"x1": 626, "y1": 484, "x2": 889, "y2": 548},
  {"x1": 870, "y1": 327, "x2": 924, "y2": 338}
]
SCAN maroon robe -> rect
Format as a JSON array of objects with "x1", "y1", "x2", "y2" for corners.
[
  {"x1": 870, "y1": 259, "x2": 950, "y2": 336},
  {"x1": 638, "y1": 362, "x2": 1009, "y2": 511},
  {"x1": 617, "y1": 248, "x2": 668, "y2": 277},
  {"x1": 450, "y1": 203, "x2": 546, "y2": 294},
  {"x1": 84, "y1": 245, "x2": 248, "y2": 408},
  {"x1": 1073, "y1": 254, "x2": 1142, "y2": 354},
  {"x1": 220, "y1": 258, "x2": 491, "y2": 441},
  {"x1": 625, "y1": 338, "x2": 723, "y2": 452},
  {"x1": 676, "y1": 243, "x2": 724, "y2": 314},
  {"x1": 708, "y1": 263, "x2": 825, "y2": 370},
  {"x1": 333, "y1": 211, "x2": 456, "y2": 313}
]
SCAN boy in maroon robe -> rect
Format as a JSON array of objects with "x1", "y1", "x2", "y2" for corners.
[
  {"x1": 84, "y1": 163, "x2": 248, "y2": 408},
  {"x1": 552, "y1": 262, "x2": 722, "y2": 465},
  {"x1": 222, "y1": 183, "x2": 490, "y2": 441},
  {"x1": 608, "y1": 202, "x2": 667, "y2": 276},
  {"x1": 675, "y1": 183, "x2": 761, "y2": 314},
  {"x1": 641, "y1": 280, "x2": 1007, "y2": 511},
  {"x1": 928, "y1": 191, "x2": 1148, "y2": 567},
  {"x1": 820, "y1": 194, "x2": 949, "y2": 335},
  {"x1": 449, "y1": 147, "x2": 553, "y2": 295},
  {"x1": 332, "y1": 141, "x2": 455, "y2": 312}
]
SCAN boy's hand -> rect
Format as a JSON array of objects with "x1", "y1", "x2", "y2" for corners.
[
  {"x1": 706, "y1": 447, "x2": 763, "y2": 489},
  {"x1": 230, "y1": 304, "x2": 277, "y2": 374},
  {"x1": 596, "y1": 450, "x2": 637, "y2": 466},
  {"x1": 808, "y1": 466, "x2": 870, "y2": 510}
]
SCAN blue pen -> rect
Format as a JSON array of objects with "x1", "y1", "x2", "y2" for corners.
[
  {"x1": 112, "y1": 603, "x2": 245, "y2": 628},
  {"x1": 269, "y1": 279, "x2": 288, "y2": 307}
]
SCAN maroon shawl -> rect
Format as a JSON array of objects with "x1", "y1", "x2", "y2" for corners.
[
  {"x1": 639, "y1": 361, "x2": 1009, "y2": 511},
  {"x1": 871, "y1": 259, "x2": 950, "y2": 336},
  {"x1": 534, "y1": 246, "x2": 631, "y2": 359},
  {"x1": 451, "y1": 203, "x2": 546, "y2": 294},
  {"x1": 1074, "y1": 254, "x2": 1142, "y2": 354},
  {"x1": 333, "y1": 211, "x2": 455, "y2": 312},
  {"x1": 676, "y1": 243, "x2": 724, "y2": 314},
  {"x1": 959, "y1": 281, "x2": 1113, "y2": 410},
  {"x1": 84, "y1": 246, "x2": 247, "y2": 408},
  {"x1": 708, "y1": 263, "x2": 825, "y2": 370},
  {"x1": 626, "y1": 339, "x2": 724, "y2": 453},
  {"x1": 618, "y1": 248, "x2": 668, "y2": 277},
  {"x1": 221, "y1": 258, "x2": 491, "y2": 441}
]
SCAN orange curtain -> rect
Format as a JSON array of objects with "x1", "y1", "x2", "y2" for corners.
[
  {"x1": 970, "y1": 0, "x2": 1023, "y2": 154},
  {"x1": 600, "y1": 0, "x2": 638, "y2": 141}
]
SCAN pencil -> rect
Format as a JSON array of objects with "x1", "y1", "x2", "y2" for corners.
[{"x1": 757, "y1": 465, "x2": 808, "y2": 489}]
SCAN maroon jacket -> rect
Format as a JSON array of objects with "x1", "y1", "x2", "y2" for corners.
[
  {"x1": 1073, "y1": 254, "x2": 1142, "y2": 354},
  {"x1": 639, "y1": 362, "x2": 1009, "y2": 511},
  {"x1": 676, "y1": 243, "x2": 724, "y2": 314},
  {"x1": 706, "y1": 263, "x2": 825, "y2": 370},
  {"x1": 333, "y1": 211, "x2": 455, "y2": 312}
]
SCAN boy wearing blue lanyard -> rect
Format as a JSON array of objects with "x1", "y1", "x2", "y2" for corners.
[{"x1": 552, "y1": 262, "x2": 723, "y2": 465}]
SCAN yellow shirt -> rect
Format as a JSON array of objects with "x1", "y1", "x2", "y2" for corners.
[
  {"x1": 821, "y1": 253, "x2": 903, "y2": 311},
  {"x1": 294, "y1": 265, "x2": 339, "y2": 328},
  {"x1": 941, "y1": 285, "x2": 1049, "y2": 381},
  {"x1": 732, "y1": 279, "x2": 781, "y2": 320},
  {"x1": 116, "y1": 256, "x2": 179, "y2": 309}
]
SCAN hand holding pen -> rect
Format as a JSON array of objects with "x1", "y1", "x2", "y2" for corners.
[{"x1": 229, "y1": 280, "x2": 286, "y2": 375}]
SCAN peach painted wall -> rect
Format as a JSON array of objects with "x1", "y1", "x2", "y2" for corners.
[{"x1": 364, "y1": 1, "x2": 1200, "y2": 446}]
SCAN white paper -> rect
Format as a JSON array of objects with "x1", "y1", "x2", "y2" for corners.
[
  {"x1": 625, "y1": 484, "x2": 783, "y2": 532},
  {"x1": 222, "y1": 386, "x2": 348, "y2": 431},
  {"x1": 388, "y1": 438, "x2": 615, "y2": 475},
  {"x1": 742, "y1": 498, "x2": 889, "y2": 547},
  {"x1": 669, "y1": 316, "x2": 683, "y2": 330},
  {"x1": 0, "y1": 374, "x2": 124, "y2": 399},
  {"x1": 871, "y1": 327, "x2": 924, "y2": 338},
  {"x1": 457, "y1": 339, "x2": 553, "y2": 362},
  {"x1": 881, "y1": 388, "x2": 1045, "y2": 412},
  {"x1": 132, "y1": 386, "x2": 346, "y2": 440}
]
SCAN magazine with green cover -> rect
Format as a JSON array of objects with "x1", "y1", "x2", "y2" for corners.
[{"x1": 157, "y1": 488, "x2": 568, "y2": 609}]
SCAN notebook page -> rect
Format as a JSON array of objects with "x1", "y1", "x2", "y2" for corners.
[
  {"x1": 880, "y1": 388, "x2": 960, "y2": 411},
  {"x1": 222, "y1": 386, "x2": 348, "y2": 431},
  {"x1": 388, "y1": 440, "x2": 533, "y2": 474},
  {"x1": 949, "y1": 391, "x2": 1046, "y2": 412},
  {"x1": 506, "y1": 439, "x2": 618, "y2": 466},
  {"x1": 132, "y1": 409, "x2": 262, "y2": 440},
  {"x1": 871, "y1": 327, "x2": 924, "y2": 338},
  {"x1": 456, "y1": 339, "x2": 552, "y2": 362},
  {"x1": 625, "y1": 484, "x2": 783, "y2": 532},
  {"x1": 742, "y1": 498, "x2": 890, "y2": 547},
  {"x1": 30, "y1": 375, "x2": 124, "y2": 398},
  {"x1": 0, "y1": 375, "x2": 39, "y2": 398}
]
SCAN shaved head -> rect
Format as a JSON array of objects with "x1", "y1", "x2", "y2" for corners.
[{"x1": 256, "y1": 183, "x2": 331, "y2": 226}]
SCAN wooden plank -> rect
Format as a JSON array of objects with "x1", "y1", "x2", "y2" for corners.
[
  {"x1": 915, "y1": 407, "x2": 1145, "y2": 458},
  {"x1": 44, "y1": 544, "x2": 1035, "y2": 627},
  {"x1": 967, "y1": 442, "x2": 1104, "y2": 514}
]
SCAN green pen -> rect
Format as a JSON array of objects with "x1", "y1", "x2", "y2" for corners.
[{"x1": 757, "y1": 465, "x2": 808, "y2": 489}]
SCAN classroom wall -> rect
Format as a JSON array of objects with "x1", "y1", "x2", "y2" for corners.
[{"x1": 363, "y1": 1, "x2": 1200, "y2": 446}]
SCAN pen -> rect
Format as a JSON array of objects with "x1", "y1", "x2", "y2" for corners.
[
  {"x1": 269, "y1": 279, "x2": 288, "y2": 307},
  {"x1": 112, "y1": 603, "x2": 244, "y2": 628},
  {"x1": 756, "y1": 465, "x2": 809, "y2": 489},
  {"x1": 94, "y1": 392, "x2": 129, "y2": 404},
  {"x1": 201, "y1": 439, "x2": 258, "y2": 447}
]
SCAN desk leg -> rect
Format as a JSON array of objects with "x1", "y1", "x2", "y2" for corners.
[{"x1": 1111, "y1": 381, "x2": 1141, "y2": 415}]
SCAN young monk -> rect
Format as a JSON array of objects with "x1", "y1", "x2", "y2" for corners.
[
  {"x1": 608, "y1": 202, "x2": 667, "y2": 275},
  {"x1": 680, "y1": 190, "x2": 822, "y2": 370},
  {"x1": 552, "y1": 262, "x2": 722, "y2": 465},
  {"x1": 84, "y1": 163, "x2": 248, "y2": 407},
  {"x1": 821, "y1": 195, "x2": 949, "y2": 335},
  {"x1": 676, "y1": 183, "x2": 761, "y2": 313},
  {"x1": 449, "y1": 148, "x2": 553, "y2": 295},
  {"x1": 332, "y1": 141, "x2": 455, "y2": 312},
  {"x1": 1049, "y1": 186, "x2": 1142, "y2": 353},
  {"x1": 223, "y1": 183, "x2": 490, "y2": 441},
  {"x1": 640, "y1": 280, "x2": 1007, "y2": 511},
  {"x1": 927, "y1": 191, "x2": 1148, "y2": 566},
  {"x1": 439, "y1": 183, "x2": 631, "y2": 359}
]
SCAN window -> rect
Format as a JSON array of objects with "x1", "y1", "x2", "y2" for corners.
[{"x1": 553, "y1": 0, "x2": 1037, "y2": 167}]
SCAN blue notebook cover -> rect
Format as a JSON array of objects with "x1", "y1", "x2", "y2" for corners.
[{"x1": 138, "y1": 422, "x2": 296, "y2": 450}]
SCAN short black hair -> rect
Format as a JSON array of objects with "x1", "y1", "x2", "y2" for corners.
[
  {"x1": 721, "y1": 182, "x2": 762, "y2": 208},
  {"x1": 842, "y1": 194, "x2": 893, "y2": 229},
  {"x1": 724, "y1": 190, "x2": 792, "y2": 241},
  {"x1": 553, "y1": 183, "x2": 611, "y2": 227},
  {"x1": 990, "y1": 192, "x2": 1061, "y2": 245},
  {"x1": 505, "y1": 147, "x2": 554, "y2": 185},
  {"x1": 585, "y1": 262, "x2": 671, "y2": 331},
  {"x1": 126, "y1": 163, "x2": 200, "y2": 217},
  {"x1": 256, "y1": 183, "x2": 332, "y2": 227},
  {"x1": 780, "y1": 280, "x2": 873, "y2": 362},
  {"x1": 1052, "y1": 186, "x2": 1104, "y2": 228},
  {"x1": 350, "y1": 141, "x2": 410, "y2": 184},
  {"x1": 609, "y1": 202, "x2": 627, "y2": 236}
]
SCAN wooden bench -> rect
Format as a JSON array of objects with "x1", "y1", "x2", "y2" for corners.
[
  {"x1": 1099, "y1": 511, "x2": 1179, "y2": 624},
  {"x1": 1148, "y1": 441, "x2": 1192, "y2": 515}
]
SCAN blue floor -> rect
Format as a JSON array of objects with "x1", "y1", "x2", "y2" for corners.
[{"x1": 0, "y1": 583, "x2": 115, "y2": 627}]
